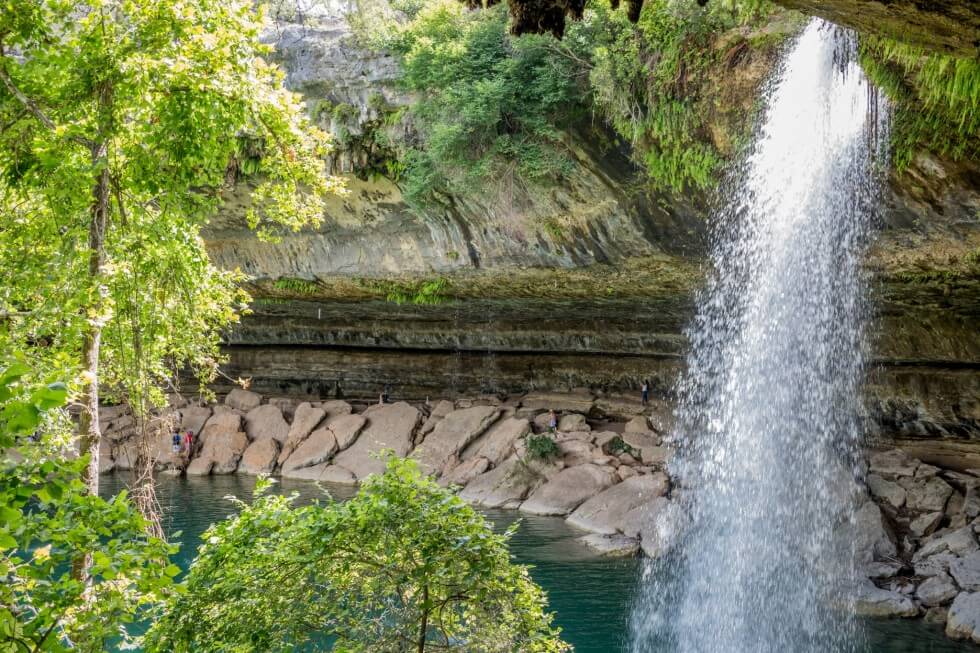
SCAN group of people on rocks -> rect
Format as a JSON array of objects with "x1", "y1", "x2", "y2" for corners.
[{"x1": 171, "y1": 429, "x2": 194, "y2": 456}]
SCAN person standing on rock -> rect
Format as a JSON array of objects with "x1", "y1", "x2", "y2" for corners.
[
  {"x1": 641, "y1": 380, "x2": 649, "y2": 406},
  {"x1": 548, "y1": 410, "x2": 558, "y2": 434},
  {"x1": 172, "y1": 431, "x2": 182, "y2": 455},
  {"x1": 184, "y1": 430, "x2": 194, "y2": 456}
]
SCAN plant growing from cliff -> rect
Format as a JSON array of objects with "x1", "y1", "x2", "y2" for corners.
[
  {"x1": 858, "y1": 37, "x2": 980, "y2": 169},
  {"x1": 526, "y1": 433, "x2": 560, "y2": 460},
  {"x1": 0, "y1": 363, "x2": 176, "y2": 651},
  {"x1": 145, "y1": 458, "x2": 568, "y2": 653},
  {"x1": 0, "y1": 0, "x2": 341, "y2": 537},
  {"x1": 273, "y1": 277, "x2": 322, "y2": 297}
]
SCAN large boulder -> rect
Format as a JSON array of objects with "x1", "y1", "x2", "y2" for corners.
[
  {"x1": 201, "y1": 430, "x2": 249, "y2": 474},
  {"x1": 951, "y1": 551, "x2": 980, "y2": 592},
  {"x1": 869, "y1": 449, "x2": 918, "y2": 480},
  {"x1": 112, "y1": 437, "x2": 140, "y2": 471},
  {"x1": 917, "y1": 572, "x2": 960, "y2": 606},
  {"x1": 332, "y1": 402, "x2": 420, "y2": 480},
  {"x1": 621, "y1": 431, "x2": 662, "y2": 464},
  {"x1": 281, "y1": 463, "x2": 357, "y2": 484},
  {"x1": 186, "y1": 456, "x2": 214, "y2": 476},
  {"x1": 200, "y1": 411, "x2": 242, "y2": 446},
  {"x1": 281, "y1": 426, "x2": 338, "y2": 473},
  {"x1": 412, "y1": 406, "x2": 499, "y2": 476},
  {"x1": 180, "y1": 406, "x2": 212, "y2": 437},
  {"x1": 239, "y1": 438, "x2": 281, "y2": 475},
  {"x1": 841, "y1": 500, "x2": 897, "y2": 565},
  {"x1": 915, "y1": 526, "x2": 979, "y2": 561},
  {"x1": 277, "y1": 402, "x2": 327, "y2": 463},
  {"x1": 905, "y1": 476, "x2": 954, "y2": 514},
  {"x1": 461, "y1": 417, "x2": 530, "y2": 465},
  {"x1": 567, "y1": 473, "x2": 670, "y2": 535},
  {"x1": 866, "y1": 473, "x2": 906, "y2": 510},
  {"x1": 225, "y1": 388, "x2": 262, "y2": 412},
  {"x1": 519, "y1": 464, "x2": 617, "y2": 516},
  {"x1": 420, "y1": 399, "x2": 455, "y2": 436},
  {"x1": 441, "y1": 456, "x2": 490, "y2": 487},
  {"x1": 244, "y1": 405, "x2": 290, "y2": 443},
  {"x1": 910, "y1": 511, "x2": 944, "y2": 538},
  {"x1": 329, "y1": 413, "x2": 367, "y2": 451},
  {"x1": 458, "y1": 457, "x2": 539, "y2": 508},
  {"x1": 621, "y1": 497, "x2": 684, "y2": 558},
  {"x1": 558, "y1": 439, "x2": 594, "y2": 467},
  {"x1": 851, "y1": 580, "x2": 919, "y2": 618},
  {"x1": 558, "y1": 413, "x2": 589, "y2": 432},
  {"x1": 948, "y1": 592, "x2": 980, "y2": 643}
]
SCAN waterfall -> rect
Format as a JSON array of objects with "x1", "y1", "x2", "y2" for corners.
[{"x1": 630, "y1": 19, "x2": 890, "y2": 653}]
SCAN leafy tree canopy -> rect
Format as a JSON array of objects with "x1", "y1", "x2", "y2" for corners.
[{"x1": 145, "y1": 457, "x2": 569, "y2": 653}]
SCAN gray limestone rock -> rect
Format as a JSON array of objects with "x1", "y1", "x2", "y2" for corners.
[
  {"x1": 951, "y1": 551, "x2": 980, "y2": 592},
  {"x1": 910, "y1": 511, "x2": 945, "y2": 538},
  {"x1": 458, "y1": 457, "x2": 540, "y2": 508},
  {"x1": 947, "y1": 592, "x2": 980, "y2": 643},
  {"x1": 520, "y1": 464, "x2": 617, "y2": 516},
  {"x1": 413, "y1": 406, "x2": 499, "y2": 476},
  {"x1": 278, "y1": 402, "x2": 327, "y2": 463},
  {"x1": 239, "y1": 438, "x2": 281, "y2": 475},
  {"x1": 333, "y1": 402, "x2": 420, "y2": 480},
  {"x1": 281, "y1": 463, "x2": 358, "y2": 484},
  {"x1": 567, "y1": 473, "x2": 670, "y2": 535},
  {"x1": 461, "y1": 417, "x2": 530, "y2": 465},
  {"x1": 869, "y1": 449, "x2": 919, "y2": 480},
  {"x1": 244, "y1": 405, "x2": 290, "y2": 443},
  {"x1": 281, "y1": 426, "x2": 338, "y2": 473},
  {"x1": 578, "y1": 534, "x2": 639, "y2": 557},
  {"x1": 866, "y1": 473, "x2": 906, "y2": 510},
  {"x1": 917, "y1": 572, "x2": 959, "y2": 606},
  {"x1": 906, "y1": 476, "x2": 954, "y2": 513},
  {"x1": 558, "y1": 413, "x2": 589, "y2": 433},
  {"x1": 440, "y1": 456, "x2": 490, "y2": 488},
  {"x1": 226, "y1": 388, "x2": 262, "y2": 412}
]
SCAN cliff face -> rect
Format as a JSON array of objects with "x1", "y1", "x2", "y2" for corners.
[{"x1": 205, "y1": 1, "x2": 980, "y2": 445}]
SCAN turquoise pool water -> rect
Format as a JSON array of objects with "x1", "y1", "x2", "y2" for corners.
[{"x1": 100, "y1": 473, "x2": 977, "y2": 652}]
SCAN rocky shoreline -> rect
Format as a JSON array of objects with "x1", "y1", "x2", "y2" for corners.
[{"x1": 98, "y1": 389, "x2": 980, "y2": 645}]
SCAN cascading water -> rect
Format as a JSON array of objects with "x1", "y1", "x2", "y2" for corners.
[{"x1": 630, "y1": 19, "x2": 889, "y2": 653}]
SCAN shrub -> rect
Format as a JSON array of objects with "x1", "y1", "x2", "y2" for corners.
[{"x1": 526, "y1": 433, "x2": 561, "y2": 460}]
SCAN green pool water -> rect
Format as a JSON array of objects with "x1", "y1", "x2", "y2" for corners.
[{"x1": 100, "y1": 473, "x2": 978, "y2": 652}]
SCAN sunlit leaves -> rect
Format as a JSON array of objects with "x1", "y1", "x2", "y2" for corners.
[{"x1": 145, "y1": 457, "x2": 569, "y2": 652}]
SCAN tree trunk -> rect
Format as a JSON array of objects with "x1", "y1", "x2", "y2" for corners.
[
  {"x1": 71, "y1": 141, "x2": 110, "y2": 582},
  {"x1": 416, "y1": 584, "x2": 429, "y2": 653}
]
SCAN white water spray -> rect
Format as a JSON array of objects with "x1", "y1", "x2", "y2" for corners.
[{"x1": 630, "y1": 19, "x2": 889, "y2": 653}]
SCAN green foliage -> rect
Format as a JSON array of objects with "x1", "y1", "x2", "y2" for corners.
[
  {"x1": 371, "y1": 277, "x2": 452, "y2": 305},
  {"x1": 859, "y1": 37, "x2": 980, "y2": 169},
  {"x1": 273, "y1": 277, "x2": 321, "y2": 296},
  {"x1": 526, "y1": 433, "x2": 560, "y2": 460},
  {"x1": 605, "y1": 435, "x2": 638, "y2": 457},
  {"x1": 0, "y1": 364, "x2": 175, "y2": 651},
  {"x1": 145, "y1": 458, "x2": 568, "y2": 652},
  {"x1": 0, "y1": 0, "x2": 340, "y2": 412},
  {"x1": 365, "y1": 0, "x2": 585, "y2": 207},
  {"x1": 583, "y1": 0, "x2": 776, "y2": 192}
]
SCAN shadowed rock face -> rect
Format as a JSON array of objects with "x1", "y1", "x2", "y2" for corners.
[{"x1": 772, "y1": 0, "x2": 980, "y2": 57}]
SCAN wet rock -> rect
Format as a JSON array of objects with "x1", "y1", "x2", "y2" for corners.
[
  {"x1": 239, "y1": 438, "x2": 281, "y2": 475},
  {"x1": 278, "y1": 402, "x2": 327, "y2": 463},
  {"x1": 917, "y1": 572, "x2": 959, "y2": 606},
  {"x1": 458, "y1": 457, "x2": 539, "y2": 508},
  {"x1": 851, "y1": 580, "x2": 919, "y2": 618},
  {"x1": 951, "y1": 551, "x2": 980, "y2": 592},
  {"x1": 558, "y1": 413, "x2": 589, "y2": 432},
  {"x1": 924, "y1": 606, "x2": 949, "y2": 625},
  {"x1": 413, "y1": 406, "x2": 499, "y2": 476},
  {"x1": 906, "y1": 476, "x2": 954, "y2": 513},
  {"x1": 282, "y1": 463, "x2": 357, "y2": 484},
  {"x1": 520, "y1": 464, "x2": 617, "y2": 516},
  {"x1": 461, "y1": 417, "x2": 530, "y2": 465},
  {"x1": 333, "y1": 402, "x2": 420, "y2": 480},
  {"x1": 624, "y1": 497, "x2": 684, "y2": 558},
  {"x1": 844, "y1": 500, "x2": 897, "y2": 565},
  {"x1": 869, "y1": 449, "x2": 918, "y2": 479},
  {"x1": 910, "y1": 511, "x2": 944, "y2": 538},
  {"x1": 947, "y1": 592, "x2": 980, "y2": 643},
  {"x1": 244, "y1": 405, "x2": 290, "y2": 443},
  {"x1": 281, "y1": 426, "x2": 338, "y2": 472},
  {"x1": 866, "y1": 561, "x2": 903, "y2": 579},
  {"x1": 867, "y1": 473, "x2": 906, "y2": 510},
  {"x1": 226, "y1": 388, "x2": 262, "y2": 412},
  {"x1": 578, "y1": 533, "x2": 639, "y2": 557},
  {"x1": 567, "y1": 473, "x2": 670, "y2": 535},
  {"x1": 441, "y1": 456, "x2": 490, "y2": 487},
  {"x1": 186, "y1": 457, "x2": 214, "y2": 476}
]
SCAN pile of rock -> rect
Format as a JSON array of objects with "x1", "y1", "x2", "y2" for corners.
[
  {"x1": 852, "y1": 447, "x2": 980, "y2": 643},
  {"x1": 98, "y1": 388, "x2": 678, "y2": 558}
]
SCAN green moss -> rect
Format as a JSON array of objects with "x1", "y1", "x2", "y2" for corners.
[{"x1": 272, "y1": 277, "x2": 321, "y2": 296}]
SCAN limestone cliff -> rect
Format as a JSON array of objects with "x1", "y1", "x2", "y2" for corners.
[{"x1": 204, "y1": 1, "x2": 980, "y2": 446}]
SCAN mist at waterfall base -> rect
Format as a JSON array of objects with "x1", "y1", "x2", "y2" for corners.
[{"x1": 630, "y1": 19, "x2": 892, "y2": 653}]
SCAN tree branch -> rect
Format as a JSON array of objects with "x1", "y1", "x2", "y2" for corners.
[{"x1": 0, "y1": 56, "x2": 94, "y2": 148}]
